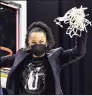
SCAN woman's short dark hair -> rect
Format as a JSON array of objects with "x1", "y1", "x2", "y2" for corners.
[{"x1": 25, "y1": 21, "x2": 55, "y2": 50}]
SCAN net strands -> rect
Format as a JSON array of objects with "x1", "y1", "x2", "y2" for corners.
[{"x1": 54, "y1": 5, "x2": 92, "y2": 38}]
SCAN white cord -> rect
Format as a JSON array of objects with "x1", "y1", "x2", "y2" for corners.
[{"x1": 54, "y1": 5, "x2": 92, "y2": 38}]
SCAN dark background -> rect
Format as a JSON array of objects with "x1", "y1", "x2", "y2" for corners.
[
  {"x1": 27, "y1": 0, "x2": 92, "y2": 95},
  {"x1": 0, "y1": 4, "x2": 16, "y2": 56},
  {"x1": 0, "y1": 3, "x2": 16, "y2": 95}
]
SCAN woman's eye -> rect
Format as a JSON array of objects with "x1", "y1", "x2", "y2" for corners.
[
  {"x1": 32, "y1": 42, "x2": 36, "y2": 44},
  {"x1": 39, "y1": 41, "x2": 43, "y2": 43}
]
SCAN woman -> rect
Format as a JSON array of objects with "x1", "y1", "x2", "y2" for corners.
[{"x1": 0, "y1": 21, "x2": 87, "y2": 95}]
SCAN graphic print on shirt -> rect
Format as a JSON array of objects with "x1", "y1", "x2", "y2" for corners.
[
  {"x1": 22, "y1": 62, "x2": 46, "y2": 94},
  {"x1": 25, "y1": 67, "x2": 45, "y2": 90}
]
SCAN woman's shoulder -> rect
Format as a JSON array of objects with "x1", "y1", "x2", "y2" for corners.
[
  {"x1": 49, "y1": 47, "x2": 63, "y2": 53},
  {"x1": 46, "y1": 47, "x2": 63, "y2": 56}
]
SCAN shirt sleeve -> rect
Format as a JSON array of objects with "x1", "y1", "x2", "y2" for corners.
[
  {"x1": 61, "y1": 31, "x2": 87, "y2": 66},
  {"x1": 0, "y1": 54, "x2": 15, "y2": 68}
]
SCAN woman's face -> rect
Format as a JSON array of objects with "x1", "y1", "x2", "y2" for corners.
[{"x1": 28, "y1": 31, "x2": 47, "y2": 47}]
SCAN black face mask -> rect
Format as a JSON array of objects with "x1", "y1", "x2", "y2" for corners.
[{"x1": 31, "y1": 44, "x2": 46, "y2": 56}]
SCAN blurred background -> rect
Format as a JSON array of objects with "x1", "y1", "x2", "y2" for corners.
[
  {"x1": 0, "y1": 1, "x2": 26, "y2": 94},
  {"x1": 0, "y1": 3, "x2": 16, "y2": 56}
]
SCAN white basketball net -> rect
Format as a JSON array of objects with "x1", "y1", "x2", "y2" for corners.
[{"x1": 54, "y1": 5, "x2": 92, "y2": 38}]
